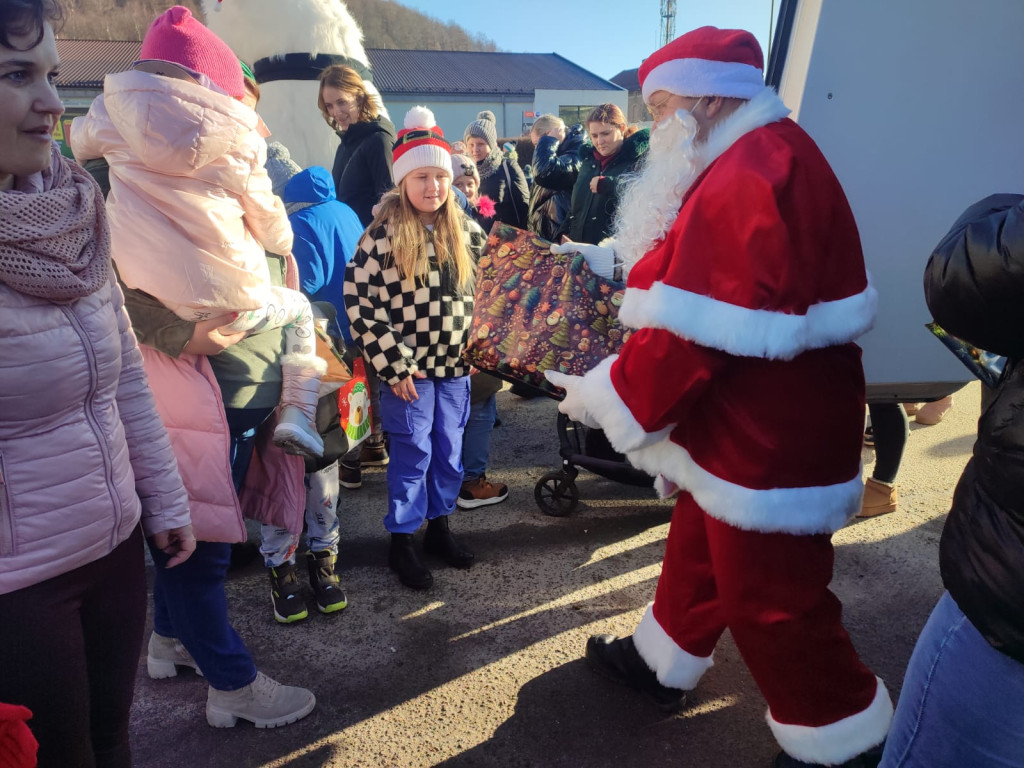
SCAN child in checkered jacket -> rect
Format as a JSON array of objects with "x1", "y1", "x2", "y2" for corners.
[{"x1": 344, "y1": 106, "x2": 487, "y2": 590}]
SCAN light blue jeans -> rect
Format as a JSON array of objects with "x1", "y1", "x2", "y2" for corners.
[
  {"x1": 462, "y1": 393, "x2": 496, "y2": 481},
  {"x1": 260, "y1": 461, "x2": 341, "y2": 568},
  {"x1": 881, "y1": 591, "x2": 1024, "y2": 767}
]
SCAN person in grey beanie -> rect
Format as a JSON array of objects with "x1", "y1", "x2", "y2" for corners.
[{"x1": 463, "y1": 110, "x2": 529, "y2": 229}]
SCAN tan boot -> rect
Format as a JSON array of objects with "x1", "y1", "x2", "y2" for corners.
[
  {"x1": 915, "y1": 396, "x2": 953, "y2": 425},
  {"x1": 206, "y1": 672, "x2": 315, "y2": 728},
  {"x1": 857, "y1": 478, "x2": 898, "y2": 518}
]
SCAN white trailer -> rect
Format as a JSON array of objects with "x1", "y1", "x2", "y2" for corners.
[{"x1": 767, "y1": 0, "x2": 1024, "y2": 400}]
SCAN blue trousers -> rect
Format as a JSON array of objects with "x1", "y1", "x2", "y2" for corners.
[
  {"x1": 148, "y1": 407, "x2": 270, "y2": 692},
  {"x1": 881, "y1": 591, "x2": 1024, "y2": 767},
  {"x1": 150, "y1": 541, "x2": 257, "y2": 691},
  {"x1": 462, "y1": 393, "x2": 496, "y2": 481},
  {"x1": 380, "y1": 376, "x2": 470, "y2": 533}
]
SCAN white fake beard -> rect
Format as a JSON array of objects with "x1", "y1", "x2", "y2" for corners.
[{"x1": 612, "y1": 111, "x2": 706, "y2": 275}]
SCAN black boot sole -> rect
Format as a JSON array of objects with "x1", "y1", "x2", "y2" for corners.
[
  {"x1": 423, "y1": 538, "x2": 475, "y2": 569},
  {"x1": 585, "y1": 635, "x2": 687, "y2": 713}
]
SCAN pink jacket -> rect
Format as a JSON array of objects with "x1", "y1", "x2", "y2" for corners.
[
  {"x1": 69, "y1": 70, "x2": 293, "y2": 318},
  {"x1": 0, "y1": 277, "x2": 190, "y2": 595},
  {"x1": 139, "y1": 347, "x2": 306, "y2": 542}
]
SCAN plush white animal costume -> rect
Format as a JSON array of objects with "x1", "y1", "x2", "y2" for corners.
[{"x1": 202, "y1": 0, "x2": 387, "y2": 170}]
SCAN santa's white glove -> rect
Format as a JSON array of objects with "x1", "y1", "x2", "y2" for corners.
[
  {"x1": 544, "y1": 370, "x2": 600, "y2": 428},
  {"x1": 550, "y1": 240, "x2": 619, "y2": 280}
]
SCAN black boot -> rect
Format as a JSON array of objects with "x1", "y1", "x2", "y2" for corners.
[
  {"x1": 388, "y1": 534, "x2": 433, "y2": 590},
  {"x1": 306, "y1": 550, "x2": 348, "y2": 614},
  {"x1": 773, "y1": 743, "x2": 884, "y2": 768},
  {"x1": 423, "y1": 515, "x2": 475, "y2": 568},
  {"x1": 585, "y1": 634, "x2": 686, "y2": 712}
]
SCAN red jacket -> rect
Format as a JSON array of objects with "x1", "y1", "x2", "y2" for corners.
[{"x1": 578, "y1": 91, "x2": 876, "y2": 534}]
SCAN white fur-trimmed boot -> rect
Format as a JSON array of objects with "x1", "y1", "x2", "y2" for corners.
[{"x1": 273, "y1": 353, "x2": 326, "y2": 458}]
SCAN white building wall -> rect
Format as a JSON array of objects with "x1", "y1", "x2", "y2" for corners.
[
  {"x1": 383, "y1": 98, "x2": 534, "y2": 142},
  {"x1": 533, "y1": 88, "x2": 627, "y2": 122}
]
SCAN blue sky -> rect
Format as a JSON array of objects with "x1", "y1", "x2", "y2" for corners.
[{"x1": 395, "y1": 0, "x2": 780, "y2": 80}]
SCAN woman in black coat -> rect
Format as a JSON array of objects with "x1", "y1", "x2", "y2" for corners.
[
  {"x1": 561, "y1": 103, "x2": 648, "y2": 245},
  {"x1": 318, "y1": 64, "x2": 396, "y2": 228},
  {"x1": 879, "y1": 194, "x2": 1024, "y2": 768}
]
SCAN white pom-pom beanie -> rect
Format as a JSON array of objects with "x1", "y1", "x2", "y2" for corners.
[{"x1": 393, "y1": 105, "x2": 453, "y2": 185}]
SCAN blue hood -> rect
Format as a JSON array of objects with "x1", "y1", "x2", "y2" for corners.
[{"x1": 284, "y1": 165, "x2": 336, "y2": 205}]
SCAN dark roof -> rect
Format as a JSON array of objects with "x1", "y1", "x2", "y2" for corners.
[
  {"x1": 366, "y1": 49, "x2": 622, "y2": 95},
  {"x1": 609, "y1": 68, "x2": 640, "y2": 92},
  {"x1": 54, "y1": 39, "x2": 623, "y2": 94},
  {"x1": 56, "y1": 39, "x2": 141, "y2": 88}
]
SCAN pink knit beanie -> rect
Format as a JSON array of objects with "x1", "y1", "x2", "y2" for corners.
[{"x1": 139, "y1": 6, "x2": 244, "y2": 100}]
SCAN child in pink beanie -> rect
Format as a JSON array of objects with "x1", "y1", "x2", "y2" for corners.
[{"x1": 71, "y1": 6, "x2": 324, "y2": 457}]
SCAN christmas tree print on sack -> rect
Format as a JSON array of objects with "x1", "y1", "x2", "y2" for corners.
[{"x1": 464, "y1": 223, "x2": 630, "y2": 399}]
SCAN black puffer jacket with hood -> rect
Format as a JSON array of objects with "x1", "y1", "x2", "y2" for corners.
[
  {"x1": 527, "y1": 123, "x2": 585, "y2": 241},
  {"x1": 924, "y1": 193, "x2": 1024, "y2": 663}
]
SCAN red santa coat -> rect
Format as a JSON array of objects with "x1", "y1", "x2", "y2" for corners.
[{"x1": 579, "y1": 96, "x2": 876, "y2": 534}]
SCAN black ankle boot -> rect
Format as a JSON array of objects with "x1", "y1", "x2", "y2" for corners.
[
  {"x1": 388, "y1": 534, "x2": 433, "y2": 590},
  {"x1": 423, "y1": 515, "x2": 475, "y2": 568},
  {"x1": 585, "y1": 634, "x2": 686, "y2": 712}
]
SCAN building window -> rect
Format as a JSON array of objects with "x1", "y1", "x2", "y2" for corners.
[{"x1": 559, "y1": 105, "x2": 597, "y2": 126}]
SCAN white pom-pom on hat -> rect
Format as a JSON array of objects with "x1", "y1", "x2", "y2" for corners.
[{"x1": 405, "y1": 105, "x2": 437, "y2": 130}]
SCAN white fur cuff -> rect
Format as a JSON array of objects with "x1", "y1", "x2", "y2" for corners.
[
  {"x1": 768, "y1": 676, "x2": 893, "y2": 765},
  {"x1": 579, "y1": 356, "x2": 675, "y2": 453},
  {"x1": 633, "y1": 604, "x2": 714, "y2": 690}
]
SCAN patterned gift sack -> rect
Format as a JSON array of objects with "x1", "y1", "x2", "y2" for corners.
[{"x1": 465, "y1": 223, "x2": 631, "y2": 398}]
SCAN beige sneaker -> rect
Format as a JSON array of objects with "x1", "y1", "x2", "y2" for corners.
[
  {"x1": 206, "y1": 672, "x2": 315, "y2": 729},
  {"x1": 857, "y1": 478, "x2": 898, "y2": 518},
  {"x1": 147, "y1": 633, "x2": 203, "y2": 679}
]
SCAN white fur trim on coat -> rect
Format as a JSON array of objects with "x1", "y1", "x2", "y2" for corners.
[
  {"x1": 619, "y1": 278, "x2": 878, "y2": 360},
  {"x1": 577, "y1": 356, "x2": 674, "y2": 452},
  {"x1": 633, "y1": 603, "x2": 714, "y2": 690},
  {"x1": 641, "y1": 58, "x2": 765, "y2": 102},
  {"x1": 582, "y1": 355, "x2": 864, "y2": 534},
  {"x1": 768, "y1": 677, "x2": 893, "y2": 765},
  {"x1": 629, "y1": 437, "x2": 864, "y2": 534}
]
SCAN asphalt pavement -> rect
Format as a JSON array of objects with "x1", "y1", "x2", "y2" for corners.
[{"x1": 129, "y1": 382, "x2": 980, "y2": 768}]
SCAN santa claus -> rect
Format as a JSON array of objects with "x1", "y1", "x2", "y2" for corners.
[
  {"x1": 200, "y1": 0, "x2": 386, "y2": 170},
  {"x1": 547, "y1": 27, "x2": 890, "y2": 768}
]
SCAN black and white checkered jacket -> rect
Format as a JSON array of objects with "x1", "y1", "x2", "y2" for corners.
[{"x1": 343, "y1": 216, "x2": 486, "y2": 385}]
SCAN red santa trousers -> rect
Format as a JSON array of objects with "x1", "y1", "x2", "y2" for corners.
[{"x1": 634, "y1": 492, "x2": 891, "y2": 764}]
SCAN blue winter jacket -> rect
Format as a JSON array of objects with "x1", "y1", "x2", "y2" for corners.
[{"x1": 284, "y1": 166, "x2": 364, "y2": 343}]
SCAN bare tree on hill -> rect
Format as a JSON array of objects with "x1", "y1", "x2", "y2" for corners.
[{"x1": 59, "y1": 0, "x2": 496, "y2": 51}]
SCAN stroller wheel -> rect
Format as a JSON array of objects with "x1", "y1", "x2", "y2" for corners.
[{"x1": 535, "y1": 471, "x2": 580, "y2": 517}]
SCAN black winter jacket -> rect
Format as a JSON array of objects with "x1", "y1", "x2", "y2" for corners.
[
  {"x1": 924, "y1": 193, "x2": 1024, "y2": 664},
  {"x1": 331, "y1": 116, "x2": 396, "y2": 227},
  {"x1": 527, "y1": 124, "x2": 585, "y2": 241},
  {"x1": 477, "y1": 152, "x2": 530, "y2": 229},
  {"x1": 561, "y1": 128, "x2": 649, "y2": 245}
]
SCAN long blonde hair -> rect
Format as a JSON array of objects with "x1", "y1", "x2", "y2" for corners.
[{"x1": 369, "y1": 180, "x2": 474, "y2": 292}]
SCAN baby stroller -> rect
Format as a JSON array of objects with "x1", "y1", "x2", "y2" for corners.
[{"x1": 535, "y1": 412, "x2": 654, "y2": 516}]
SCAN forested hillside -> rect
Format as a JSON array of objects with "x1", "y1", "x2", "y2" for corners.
[{"x1": 59, "y1": 0, "x2": 495, "y2": 50}]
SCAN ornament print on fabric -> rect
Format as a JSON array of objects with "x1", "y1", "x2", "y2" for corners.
[{"x1": 465, "y1": 223, "x2": 630, "y2": 399}]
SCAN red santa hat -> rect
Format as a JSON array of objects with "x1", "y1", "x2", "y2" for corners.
[
  {"x1": 639, "y1": 26, "x2": 765, "y2": 103},
  {"x1": 139, "y1": 6, "x2": 244, "y2": 100},
  {"x1": 393, "y1": 106, "x2": 453, "y2": 185}
]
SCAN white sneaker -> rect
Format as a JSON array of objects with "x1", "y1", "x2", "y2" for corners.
[
  {"x1": 147, "y1": 633, "x2": 203, "y2": 679},
  {"x1": 273, "y1": 405, "x2": 324, "y2": 458},
  {"x1": 206, "y1": 672, "x2": 315, "y2": 729}
]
